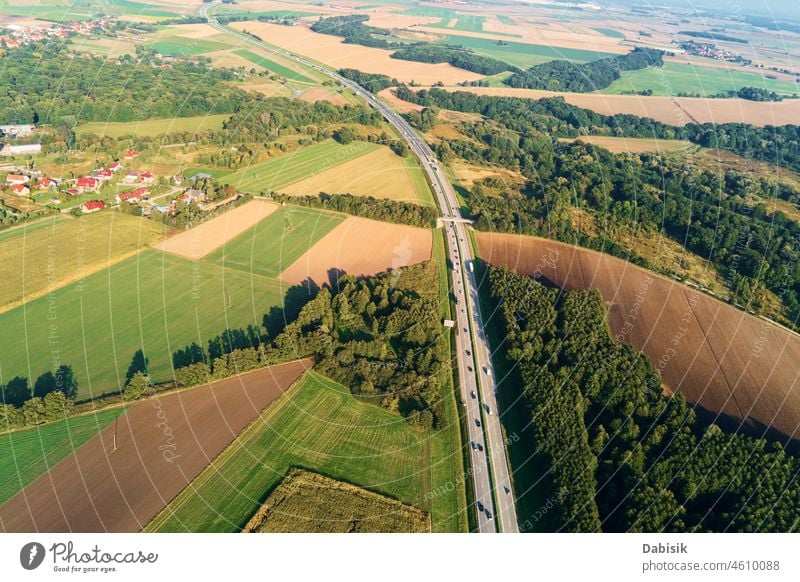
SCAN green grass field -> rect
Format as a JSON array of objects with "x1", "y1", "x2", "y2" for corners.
[
  {"x1": 146, "y1": 36, "x2": 231, "y2": 56},
  {"x1": 145, "y1": 372, "x2": 433, "y2": 532},
  {"x1": 0, "y1": 250, "x2": 286, "y2": 399},
  {"x1": 207, "y1": 205, "x2": 344, "y2": 278},
  {"x1": 183, "y1": 167, "x2": 233, "y2": 180},
  {"x1": 602, "y1": 61, "x2": 800, "y2": 96},
  {"x1": 0, "y1": 0, "x2": 180, "y2": 20},
  {"x1": 0, "y1": 215, "x2": 66, "y2": 244},
  {"x1": 0, "y1": 408, "x2": 123, "y2": 505},
  {"x1": 440, "y1": 34, "x2": 617, "y2": 68},
  {"x1": 496, "y1": 15, "x2": 515, "y2": 25},
  {"x1": 76, "y1": 114, "x2": 230, "y2": 138},
  {"x1": 593, "y1": 27, "x2": 625, "y2": 39},
  {"x1": 222, "y1": 139, "x2": 379, "y2": 194},
  {"x1": 0, "y1": 212, "x2": 165, "y2": 312},
  {"x1": 234, "y1": 49, "x2": 314, "y2": 84},
  {"x1": 243, "y1": 469, "x2": 430, "y2": 532}
]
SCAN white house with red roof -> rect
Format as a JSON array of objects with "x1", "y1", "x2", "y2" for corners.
[
  {"x1": 10, "y1": 184, "x2": 30, "y2": 196},
  {"x1": 95, "y1": 168, "x2": 113, "y2": 180},
  {"x1": 138, "y1": 171, "x2": 156, "y2": 185},
  {"x1": 76, "y1": 176, "x2": 98, "y2": 192},
  {"x1": 80, "y1": 200, "x2": 105, "y2": 213},
  {"x1": 35, "y1": 177, "x2": 59, "y2": 190},
  {"x1": 122, "y1": 149, "x2": 139, "y2": 159},
  {"x1": 109, "y1": 161, "x2": 123, "y2": 172}
]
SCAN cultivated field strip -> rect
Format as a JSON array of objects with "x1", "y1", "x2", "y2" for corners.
[
  {"x1": 477, "y1": 232, "x2": 800, "y2": 443},
  {"x1": 0, "y1": 359, "x2": 311, "y2": 532}
]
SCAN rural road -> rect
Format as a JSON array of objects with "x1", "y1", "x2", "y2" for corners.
[{"x1": 202, "y1": 2, "x2": 519, "y2": 534}]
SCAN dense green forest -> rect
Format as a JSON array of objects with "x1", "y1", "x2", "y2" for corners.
[
  {"x1": 392, "y1": 46, "x2": 516, "y2": 75},
  {"x1": 504, "y1": 47, "x2": 663, "y2": 92},
  {"x1": 489, "y1": 266, "x2": 800, "y2": 532},
  {"x1": 680, "y1": 30, "x2": 747, "y2": 43},
  {"x1": 171, "y1": 261, "x2": 448, "y2": 427},
  {"x1": 0, "y1": 42, "x2": 250, "y2": 124},
  {"x1": 396, "y1": 87, "x2": 800, "y2": 325},
  {"x1": 271, "y1": 193, "x2": 437, "y2": 228}
]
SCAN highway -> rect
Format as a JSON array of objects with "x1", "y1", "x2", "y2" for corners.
[{"x1": 203, "y1": 3, "x2": 518, "y2": 533}]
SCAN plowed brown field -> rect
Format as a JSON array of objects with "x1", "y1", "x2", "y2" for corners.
[
  {"x1": 477, "y1": 232, "x2": 800, "y2": 442},
  {"x1": 0, "y1": 359, "x2": 311, "y2": 532},
  {"x1": 279, "y1": 216, "x2": 432, "y2": 287}
]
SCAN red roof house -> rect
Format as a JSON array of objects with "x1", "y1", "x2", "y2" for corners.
[
  {"x1": 80, "y1": 200, "x2": 105, "y2": 213},
  {"x1": 10, "y1": 184, "x2": 30, "y2": 196},
  {"x1": 95, "y1": 168, "x2": 113, "y2": 179},
  {"x1": 122, "y1": 149, "x2": 139, "y2": 159},
  {"x1": 76, "y1": 176, "x2": 98, "y2": 192},
  {"x1": 109, "y1": 162, "x2": 123, "y2": 172},
  {"x1": 5, "y1": 174, "x2": 28, "y2": 185}
]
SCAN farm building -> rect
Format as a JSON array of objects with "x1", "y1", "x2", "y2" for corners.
[
  {"x1": 116, "y1": 188, "x2": 149, "y2": 203},
  {"x1": 0, "y1": 124, "x2": 35, "y2": 137},
  {"x1": 4, "y1": 174, "x2": 28, "y2": 185},
  {"x1": 80, "y1": 200, "x2": 105, "y2": 214},
  {"x1": 0, "y1": 144, "x2": 42, "y2": 156}
]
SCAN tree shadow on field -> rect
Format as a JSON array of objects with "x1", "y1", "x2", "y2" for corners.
[
  {"x1": 693, "y1": 404, "x2": 800, "y2": 454},
  {"x1": 126, "y1": 350, "x2": 149, "y2": 383},
  {"x1": 263, "y1": 282, "x2": 319, "y2": 339}
]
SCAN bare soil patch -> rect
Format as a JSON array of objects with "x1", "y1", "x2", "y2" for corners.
[
  {"x1": 477, "y1": 231, "x2": 800, "y2": 442},
  {"x1": 299, "y1": 86, "x2": 349, "y2": 106},
  {"x1": 0, "y1": 360, "x2": 312, "y2": 532},
  {"x1": 279, "y1": 216, "x2": 432, "y2": 287},
  {"x1": 155, "y1": 199, "x2": 279, "y2": 259}
]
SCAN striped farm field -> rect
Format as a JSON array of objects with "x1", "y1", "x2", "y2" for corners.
[
  {"x1": 0, "y1": 250, "x2": 285, "y2": 400},
  {"x1": 279, "y1": 145, "x2": 435, "y2": 205},
  {"x1": 0, "y1": 212, "x2": 166, "y2": 313},
  {"x1": 222, "y1": 139, "x2": 379, "y2": 194},
  {"x1": 0, "y1": 408, "x2": 123, "y2": 505},
  {"x1": 207, "y1": 205, "x2": 344, "y2": 278},
  {"x1": 145, "y1": 372, "x2": 432, "y2": 532},
  {"x1": 559, "y1": 136, "x2": 696, "y2": 154}
]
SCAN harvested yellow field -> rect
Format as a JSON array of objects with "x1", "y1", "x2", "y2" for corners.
[
  {"x1": 379, "y1": 88, "x2": 424, "y2": 112},
  {"x1": 559, "y1": 136, "x2": 695, "y2": 154},
  {"x1": 424, "y1": 86, "x2": 800, "y2": 126},
  {"x1": 365, "y1": 12, "x2": 441, "y2": 29},
  {"x1": 230, "y1": 22, "x2": 483, "y2": 84},
  {"x1": 280, "y1": 216, "x2": 432, "y2": 286},
  {"x1": 448, "y1": 160, "x2": 525, "y2": 189},
  {"x1": 234, "y1": 79, "x2": 293, "y2": 98},
  {"x1": 299, "y1": 86, "x2": 350, "y2": 106},
  {"x1": 279, "y1": 147, "x2": 423, "y2": 203},
  {"x1": 156, "y1": 199, "x2": 279, "y2": 259}
]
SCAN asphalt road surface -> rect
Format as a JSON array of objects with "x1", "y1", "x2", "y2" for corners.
[{"x1": 203, "y1": 2, "x2": 519, "y2": 533}]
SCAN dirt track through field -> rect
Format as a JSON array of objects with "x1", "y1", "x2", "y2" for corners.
[
  {"x1": 279, "y1": 216, "x2": 432, "y2": 287},
  {"x1": 0, "y1": 359, "x2": 311, "y2": 532},
  {"x1": 477, "y1": 232, "x2": 800, "y2": 443},
  {"x1": 155, "y1": 199, "x2": 279, "y2": 259}
]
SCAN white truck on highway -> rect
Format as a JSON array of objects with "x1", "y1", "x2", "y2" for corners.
[{"x1": 468, "y1": 260, "x2": 474, "y2": 273}]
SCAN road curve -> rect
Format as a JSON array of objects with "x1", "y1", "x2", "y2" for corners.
[{"x1": 202, "y1": 2, "x2": 519, "y2": 533}]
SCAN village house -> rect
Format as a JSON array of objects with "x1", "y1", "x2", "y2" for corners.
[
  {"x1": 122, "y1": 149, "x2": 139, "y2": 160},
  {"x1": 109, "y1": 161, "x2": 123, "y2": 172},
  {"x1": 80, "y1": 200, "x2": 105, "y2": 214},
  {"x1": 0, "y1": 124, "x2": 35, "y2": 137},
  {"x1": 121, "y1": 172, "x2": 139, "y2": 185},
  {"x1": 0, "y1": 144, "x2": 42, "y2": 156},
  {"x1": 180, "y1": 189, "x2": 206, "y2": 204},
  {"x1": 75, "y1": 176, "x2": 99, "y2": 193},
  {"x1": 95, "y1": 168, "x2": 114, "y2": 180},
  {"x1": 10, "y1": 184, "x2": 30, "y2": 196},
  {"x1": 116, "y1": 187, "x2": 150, "y2": 204},
  {"x1": 35, "y1": 177, "x2": 59, "y2": 190},
  {"x1": 139, "y1": 171, "x2": 156, "y2": 185}
]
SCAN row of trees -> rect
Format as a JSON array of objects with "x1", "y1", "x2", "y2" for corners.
[
  {"x1": 489, "y1": 266, "x2": 800, "y2": 532},
  {"x1": 504, "y1": 47, "x2": 663, "y2": 92},
  {"x1": 271, "y1": 193, "x2": 438, "y2": 228},
  {"x1": 0, "y1": 365, "x2": 78, "y2": 430}
]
